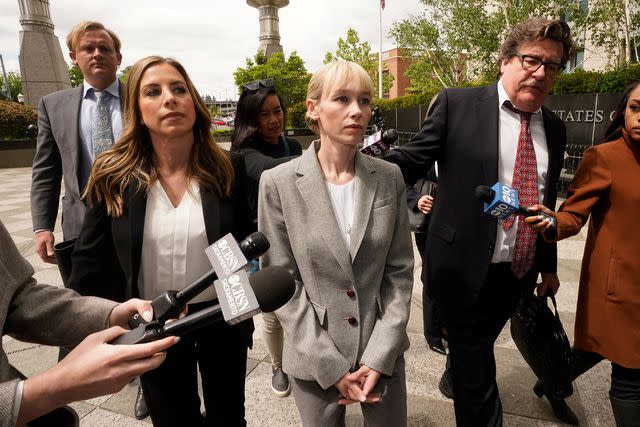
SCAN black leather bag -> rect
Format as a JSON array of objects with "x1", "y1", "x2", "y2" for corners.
[
  {"x1": 53, "y1": 238, "x2": 76, "y2": 288},
  {"x1": 408, "y1": 179, "x2": 437, "y2": 232},
  {"x1": 510, "y1": 291, "x2": 573, "y2": 399}
]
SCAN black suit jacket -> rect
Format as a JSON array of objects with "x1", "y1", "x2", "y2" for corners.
[
  {"x1": 67, "y1": 154, "x2": 254, "y2": 343},
  {"x1": 386, "y1": 85, "x2": 566, "y2": 309}
]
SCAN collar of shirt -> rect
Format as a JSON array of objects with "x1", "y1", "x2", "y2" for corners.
[{"x1": 82, "y1": 78, "x2": 121, "y2": 100}]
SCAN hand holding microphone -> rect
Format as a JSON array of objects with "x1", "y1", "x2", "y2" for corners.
[
  {"x1": 128, "y1": 231, "x2": 270, "y2": 328},
  {"x1": 474, "y1": 183, "x2": 556, "y2": 230},
  {"x1": 112, "y1": 266, "x2": 295, "y2": 345}
]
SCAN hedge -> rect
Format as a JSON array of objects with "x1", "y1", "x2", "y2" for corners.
[
  {"x1": 0, "y1": 100, "x2": 37, "y2": 140},
  {"x1": 370, "y1": 64, "x2": 640, "y2": 112},
  {"x1": 552, "y1": 63, "x2": 640, "y2": 94}
]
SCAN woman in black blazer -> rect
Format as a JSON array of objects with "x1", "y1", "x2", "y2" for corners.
[
  {"x1": 230, "y1": 79, "x2": 301, "y2": 398},
  {"x1": 68, "y1": 56, "x2": 253, "y2": 427}
]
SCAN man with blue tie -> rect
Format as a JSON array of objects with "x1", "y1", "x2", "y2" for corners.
[
  {"x1": 31, "y1": 21, "x2": 123, "y2": 265},
  {"x1": 29, "y1": 21, "x2": 153, "y2": 421}
]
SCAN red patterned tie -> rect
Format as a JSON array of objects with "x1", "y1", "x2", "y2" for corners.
[{"x1": 502, "y1": 101, "x2": 538, "y2": 278}]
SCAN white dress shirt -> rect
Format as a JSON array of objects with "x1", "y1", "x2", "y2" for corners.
[
  {"x1": 492, "y1": 79, "x2": 549, "y2": 263},
  {"x1": 138, "y1": 181, "x2": 216, "y2": 303}
]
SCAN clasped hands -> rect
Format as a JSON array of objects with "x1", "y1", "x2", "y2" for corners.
[{"x1": 334, "y1": 365, "x2": 381, "y2": 405}]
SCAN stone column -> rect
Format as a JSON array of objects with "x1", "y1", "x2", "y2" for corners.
[
  {"x1": 18, "y1": 0, "x2": 71, "y2": 108},
  {"x1": 247, "y1": 0, "x2": 289, "y2": 58}
]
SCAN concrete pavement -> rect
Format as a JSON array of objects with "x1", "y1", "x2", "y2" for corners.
[{"x1": 0, "y1": 166, "x2": 615, "y2": 426}]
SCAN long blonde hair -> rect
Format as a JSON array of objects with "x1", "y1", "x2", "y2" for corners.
[{"x1": 85, "y1": 56, "x2": 234, "y2": 217}]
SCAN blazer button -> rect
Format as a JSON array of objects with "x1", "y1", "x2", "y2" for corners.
[
  {"x1": 346, "y1": 289, "x2": 355, "y2": 297},
  {"x1": 347, "y1": 317, "x2": 358, "y2": 326}
]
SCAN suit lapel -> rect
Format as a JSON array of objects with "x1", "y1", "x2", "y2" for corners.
[
  {"x1": 62, "y1": 86, "x2": 84, "y2": 193},
  {"x1": 541, "y1": 107, "x2": 563, "y2": 204},
  {"x1": 476, "y1": 86, "x2": 499, "y2": 186},
  {"x1": 295, "y1": 143, "x2": 355, "y2": 283},
  {"x1": 350, "y1": 152, "x2": 376, "y2": 258},
  {"x1": 201, "y1": 186, "x2": 222, "y2": 244},
  {"x1": 128, "y1": 182, "x2": 147, "y2": 295}
]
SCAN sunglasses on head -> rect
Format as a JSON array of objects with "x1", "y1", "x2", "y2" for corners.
[{"x1": 241, "y1": 78, "x2": 275, "y2": 94}]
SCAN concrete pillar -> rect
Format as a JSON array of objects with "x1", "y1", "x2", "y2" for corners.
[
  {"x1": 247, "y1": 0, "x2": 289, "y2": 58},
  {"x1": 18, "y1": 0, "x2": 71, "y2": 108}
]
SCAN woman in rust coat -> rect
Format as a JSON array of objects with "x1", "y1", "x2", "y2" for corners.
[{"x1": 528, "y1": 82, "x2": 640, "y2": 426}]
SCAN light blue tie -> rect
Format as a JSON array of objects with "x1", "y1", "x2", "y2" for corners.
[{"x1": 92, "y1": 90, "x2": 114, "y2": 157}]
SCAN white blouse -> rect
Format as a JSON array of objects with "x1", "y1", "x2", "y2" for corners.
[
  {"x1": 325, "y1": 178, "x2": 356, "y2": 251},
  {"x1": 138, "y1": 181, "x2": 216, "y2": 304}
]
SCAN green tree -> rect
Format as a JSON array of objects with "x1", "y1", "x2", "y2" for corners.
[
  {"x1": 324, "y1": 28, "x2": 394, "y2": 98},
  {"x1": 233, "y1": 51, "x2": 310, "y2": 106},
  {"x1": 67, "y1": 63, "x2": 131, "y2": 86},
  {"x1": 119, "y1": 66, "x2": 132, "y2": 84},
  {"x1": 390, "y1": 0, "x2": 581, "y2": 91},
  {"x1": 68, "y1": 64, "x2": 83, "y2": 87},
  {"x1": 572, "y1": 0, "x2": 640, "y2": 67},
  {"x1": 0, "y1": 71, "x2": 23, "y2": 102}
]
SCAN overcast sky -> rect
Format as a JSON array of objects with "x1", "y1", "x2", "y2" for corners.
[{"x1": 1, "y1": 0, "x2": 424, "y2": 102}]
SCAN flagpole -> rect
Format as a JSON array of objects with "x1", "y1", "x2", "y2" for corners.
[{"x1": 378, "y1": 0, "x2": 383, "y2": 98}]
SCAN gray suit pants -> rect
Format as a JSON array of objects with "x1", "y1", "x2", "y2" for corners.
[{"x1": 289, "y1": 357, "x2": 406, "y2": 427}]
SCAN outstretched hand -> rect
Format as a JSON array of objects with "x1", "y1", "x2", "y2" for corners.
[
  {"x1": 18, "y1": 327, "x2": 178, "y2": 425},
  {"x1": 523, "y1": 204, "x2": 555, "y2": 232}
]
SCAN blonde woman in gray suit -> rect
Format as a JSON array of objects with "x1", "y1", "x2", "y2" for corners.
[{"x1": 258, "y1": 61, "x2": 414, "y2": 426}]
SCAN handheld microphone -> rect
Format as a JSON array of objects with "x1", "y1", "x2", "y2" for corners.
[
  {"x1": 128, "y1": 232, "x2": 270, "y2": 327},
  {"x1": 361, "y1": 129, "x2": 399, "y2": 157},
  {"x1": 474, "y1": 183, "x2": 554, "y2": 222},
  {"x1": 112, "y1": 266, "x2": 295, "y2": 345}
]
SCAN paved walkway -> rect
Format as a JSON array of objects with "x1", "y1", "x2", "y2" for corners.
[{"x1": 0, "y1": 166, "x2": 615, "y2": 426}]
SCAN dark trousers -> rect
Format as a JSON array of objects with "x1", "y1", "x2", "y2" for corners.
[
  {"x1": 415, "y1": 232, "x2": 445, "y2": 341},
  {"x1": 441, "y1": 263, "x2": 533, "y2": 427},
  {"x1": 140, "y1": 305, "x2": 248, "y2": 427}
]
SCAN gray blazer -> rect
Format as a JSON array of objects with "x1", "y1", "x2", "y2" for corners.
[
  {"x1": 258, "y1": 141, "x2": 414, "y2": 390},
  {"x1": 0, "y1": 220, "x2": 115, "y2": 426},
  {"x1": 30, "y1": 84, "x2": 124, "y2": 239}
]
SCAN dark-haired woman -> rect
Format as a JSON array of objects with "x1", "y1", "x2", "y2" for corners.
[
  {"x1": 68, "y1": 56, "x2": 253, "y2": 427},
  {"x1": 231, "y1": 80, "x2": 301, "y2": 398},
  {"x1": 526, "y1": 82, "x2": 640, "y2": 426}
]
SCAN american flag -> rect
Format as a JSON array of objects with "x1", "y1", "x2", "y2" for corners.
[{"x1": 381, "y1": 0, "x2": 385, "y2": 10}]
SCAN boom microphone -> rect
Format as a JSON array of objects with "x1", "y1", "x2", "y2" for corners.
[
  {"x1": 475, "y1": 183, "x2": 553, "y2": 223},
  {"x1": 112, "y1": 266, "x2": 295, "y2": 345}
]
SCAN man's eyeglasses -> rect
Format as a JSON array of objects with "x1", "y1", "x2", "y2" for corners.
[
  {"x1": 515, "y1": 54, "x2": 564, "y2": 76},
  {"x1": 241, "y1": 78, "x2": 275, "y2": 94}
]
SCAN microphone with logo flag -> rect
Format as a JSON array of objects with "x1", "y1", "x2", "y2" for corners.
[
  {"x1": 474, "y1": 183, "x2": 554, "y2": 225},
  {"x1": 111, "y1": 266, "x2": 295, "y2": 345},
  {"x1": 128, "y1": 231, "x2": 270, "y2": 327}
]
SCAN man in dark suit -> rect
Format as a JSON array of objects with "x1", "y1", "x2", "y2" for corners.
[
  {"x1": 30, "y1": 21, "x2": 123, "y2": 264},
  {"x1": 385, "y1": 17, "x2": 575, "y2": 426}
]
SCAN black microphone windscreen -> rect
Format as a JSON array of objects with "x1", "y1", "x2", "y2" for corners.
[
  {"x1": 474, "y1": 185, "x2": 495, "y2": 203},
  {"x1": 240, "y1": 232, "x2": 270, "y2": 260},
  {"x1": 382, "y1": 129, "x2": 398, "y2": 144},
  {"x1": 250, "y1": 266, "x2": 295, "y2": 312}
]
